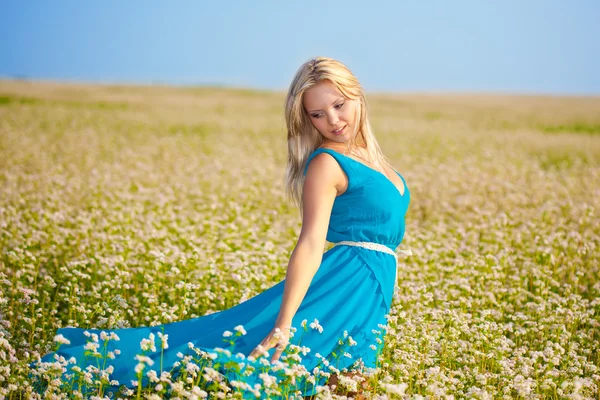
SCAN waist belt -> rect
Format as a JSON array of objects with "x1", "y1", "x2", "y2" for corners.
[{"x1": 331, "y1": 240, "x2": 412, "y2": 263}]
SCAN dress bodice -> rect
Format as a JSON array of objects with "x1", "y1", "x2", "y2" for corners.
[{"x1": 303, "y1": 148, "x2": 410, "y2": 251}]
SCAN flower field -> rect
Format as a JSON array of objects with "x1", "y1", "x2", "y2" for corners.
[{"x1": 0, "y1": 80, "x2": 599, "y2": 399}]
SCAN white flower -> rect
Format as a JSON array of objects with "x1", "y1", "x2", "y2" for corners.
[
  {"x1": 222, "y1": 330, "x2": 233, "y2": 337},
  {"x1": 53, "y1": 334, "x2": 71, "y2": 345},
  {"x1": 259, "y1": 357, "x2": 270, "y2": 366},
  {"x1": 382, "y1": 382, "x2": 408, "y2": 395},
  {"x1": 192, "y1": 386, "x2": 208, "y2": 397},
  {"x1": 234, "y1": 325, "x2": 247, "y2": 335},
  {"x1": 157, "y1": 332, "x2": 169, "y2": 349},
  {"x1": 140, "y1": 333, "x2": 156, "y2": 352},
  {"x1": 259, "y1": 372, "x2": 277, "y2": 388},
  {"x1": 134, "y1": 363, "x2": 144, "y2": 374},
  {"x1": 215, "y1": 347, "x2": 231, "y2": 357},
  {"x1": 135, "y1": 354, "x2": 154, "y2": 366},
  {"x1": 202, "y1": 367, "x2": 220, "y2": 382},
  {"x1": 147, "y1": 369, "x2": 159, "y2": 383},
  {"x1": 309, "y1": 318, "x2": 323, "y2": 333},
  {"x1": 84, "y1": 342, "x2": 100, "y2": 352},
  {"x1": 186, "y1": 362, "x2": 200, "y2": 374}
]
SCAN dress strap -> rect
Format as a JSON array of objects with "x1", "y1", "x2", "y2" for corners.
[
  {"x1": 303, "y1": 148, "x2": 326, "y2": 176},
  {"x1": 396, "y1": 170, "x2": 408, "y2": 190}
]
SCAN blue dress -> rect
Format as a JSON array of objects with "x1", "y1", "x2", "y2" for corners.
[{"x1": 32, "y1": 147, "x2": 411, "y2": 398}]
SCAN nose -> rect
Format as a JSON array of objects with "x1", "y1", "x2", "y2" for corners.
[{"x1": 327, "y1": 111, "x2": 339, "y2": 126}]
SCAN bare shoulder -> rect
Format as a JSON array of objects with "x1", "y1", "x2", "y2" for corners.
[{"x1": 305, "y1": 152, "x2": 348, "y2": 196}]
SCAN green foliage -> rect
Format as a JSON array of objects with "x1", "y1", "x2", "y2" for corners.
[
  {"x1": 540, "y1": 122, "x2": 600, "y2": 135},
  {"x1": 0, "y1": 80, "x2": 599, "y2": 398}
]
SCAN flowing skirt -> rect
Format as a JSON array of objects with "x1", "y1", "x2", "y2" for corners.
[{"x1": 32, "y1": 245, "x2": 396, "y2": 398}]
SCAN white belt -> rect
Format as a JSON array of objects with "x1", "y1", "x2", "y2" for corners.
[{"x1": 331, "y1": 240, "x2": 412, "y2": 263}]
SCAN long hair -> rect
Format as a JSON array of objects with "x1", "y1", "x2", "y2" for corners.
[{"x1": 284, "y1": 56, "x2": 392, "y2": 214}]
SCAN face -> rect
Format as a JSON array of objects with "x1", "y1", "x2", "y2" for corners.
[{"x1": 302, "y1": 80, "x2": 357, "y2": 144}]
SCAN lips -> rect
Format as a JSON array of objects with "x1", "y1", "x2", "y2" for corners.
[{"x1": 332, "y1": 125, "x2": 346, "y2": 134}]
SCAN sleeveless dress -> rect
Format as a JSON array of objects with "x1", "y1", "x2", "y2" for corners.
[{"x1": 32, "y1": 147, "x2": 411, "y2": 398}]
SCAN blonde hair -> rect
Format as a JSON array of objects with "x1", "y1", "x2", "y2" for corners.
[{"x1": 284, "y1": 56, "x2": 392, "y2": 213}]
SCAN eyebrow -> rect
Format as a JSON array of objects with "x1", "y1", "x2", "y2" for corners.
[{"x1": 307, "y1": 97, "x2": 345, "y2": 113}]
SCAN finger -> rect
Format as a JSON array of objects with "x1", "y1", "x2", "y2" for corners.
[
  {"x1": 271, "y1": 343, "x2": 287, "y2": 363},
  {"x1": 270, "y1": 348, "x2": 282, "y2": 363},
  {"x1": 249, "y1": 341, "x2": 272, "y2": 359},
  {"x1": 249, "y1": 344, "x2": 265, "y2": 359}
]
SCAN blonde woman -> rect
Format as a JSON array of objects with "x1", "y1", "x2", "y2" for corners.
[
  {"x1": 250, "y1": 56, "x2": 412, "y2": 396},
  {"x1": 35, "y1": 57, "x2": 411, "y2": 398}
]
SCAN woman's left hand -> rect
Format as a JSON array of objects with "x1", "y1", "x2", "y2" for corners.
[{"x1": 249, "y1": 324, "x2": 291, "y2": 363}]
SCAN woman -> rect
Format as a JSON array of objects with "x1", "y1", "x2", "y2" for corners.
[{"x1": 32, "y1": 57, "x2": 411, "y2": 399}]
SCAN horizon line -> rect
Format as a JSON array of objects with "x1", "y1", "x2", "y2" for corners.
[{"x1": 1, "y1": 76, "x2": 599, "y2": 99}]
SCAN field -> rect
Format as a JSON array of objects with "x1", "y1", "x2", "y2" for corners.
[{"x1": 0, "y1": 79, "x2": 599, "y2": 399}]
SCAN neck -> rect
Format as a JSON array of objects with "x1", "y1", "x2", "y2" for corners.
[{"x1": 321, "y1": 140, "x2": 366, "y2": 153}]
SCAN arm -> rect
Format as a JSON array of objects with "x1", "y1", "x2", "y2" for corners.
[
  {"x1": 249, "y1": 153, "x2": 346, "y2": 362},
  {"x1": 274, "y1": 153, "x2": 343, "y2": 327}
]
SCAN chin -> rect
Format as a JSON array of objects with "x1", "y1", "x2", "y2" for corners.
[
  {"x1": 324, "y1": 133, "x2": 351, "y2": 143},
  {"x1": 320, "y1": 129, "x2": 353, "y2": 143}
]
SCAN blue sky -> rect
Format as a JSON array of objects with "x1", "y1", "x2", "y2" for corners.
[{"x1": 1, "y1": 0, "x2": 599, "y2": 95}]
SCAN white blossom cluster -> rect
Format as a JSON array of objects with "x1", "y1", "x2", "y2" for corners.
[{"x1": 1, "y1": 81, "x2": 599, "y2": 398}]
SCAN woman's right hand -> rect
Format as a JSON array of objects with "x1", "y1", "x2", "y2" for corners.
[{"x1": 248, "y1": 324, "x2": 291, "y2": 364}]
